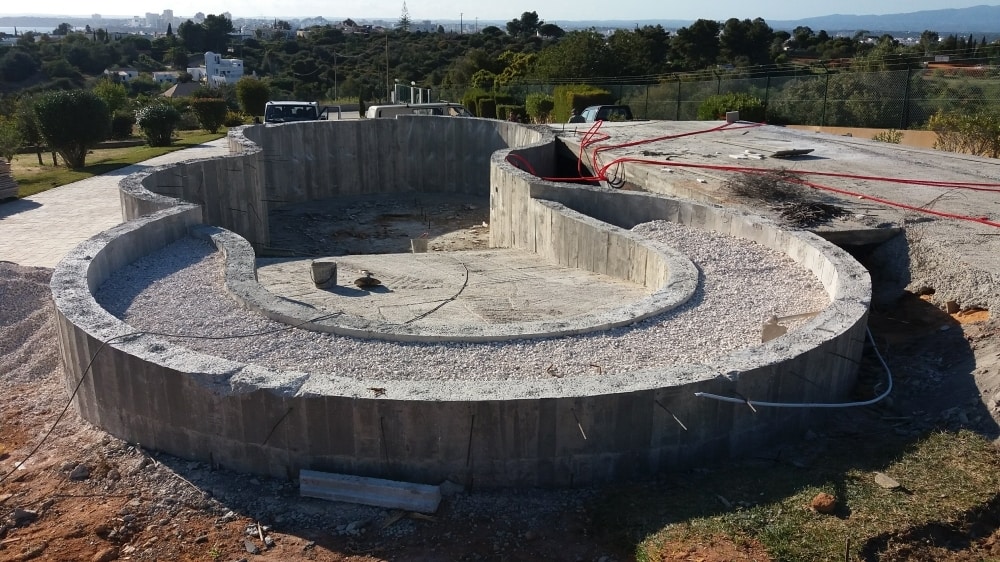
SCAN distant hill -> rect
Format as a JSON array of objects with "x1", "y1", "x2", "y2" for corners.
[
  {"x1": 769, "y1": 4, "x2": 1000, "y2": 33},
  {"x1": 3, "y1": 4, "x2": 1000, "y2": 35},
  {"x1": 564, "y1": 5, "x2": 1000, "y2": 34}
]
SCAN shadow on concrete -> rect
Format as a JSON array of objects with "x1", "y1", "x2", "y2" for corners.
[{"x1": 0, "y1": 198, "x2": 42, "y2": 218}]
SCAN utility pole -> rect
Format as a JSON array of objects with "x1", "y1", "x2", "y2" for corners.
[
  {"x1": 460, "y1": 13, "x2": 463, "y2": 34},
  {"x1": 385, "y1": 34, "x2": 389, "y2": 102}
]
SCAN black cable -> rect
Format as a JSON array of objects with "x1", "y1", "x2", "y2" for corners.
[{"x1": 0, "y1": 312, "x2": 338, "y2": 486}]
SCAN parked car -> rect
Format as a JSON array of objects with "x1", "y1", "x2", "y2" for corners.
[
  {"x1": 264, "y1": 101, "x2": 327, "y2": 124},
  {"x1": 580, "y1": 105, "x2": 634, "y2": 122},
  {"x1": 365, "y1": 102, "x2": 471, "y2": 119}
]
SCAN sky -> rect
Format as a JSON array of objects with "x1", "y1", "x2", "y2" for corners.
[{"x1": 1, "y1": 0, "x2": 995, "y2": 22}]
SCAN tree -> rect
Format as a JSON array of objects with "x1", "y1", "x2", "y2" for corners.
[
  {"x1": 135, "y1": 103, "x2": 181, "y2": 146},
  {"x1": 189, "y1": 98, "x2": 228, "y2": 133},
  {"x1": 166, "y1": 23, "x2": 173, "y2": 37},
  {"x1": 236, "y1": 77, "x2": 270, "y2": 116},
  {"x1": 92, "y1": 80, "x2": 129, "y2": 116},
  {"x1": 719, "y1": 18, "x2": 774, "y2": 66},
  {"x1": 203, "y1": 14, "x2": 234, "y2": 53},
  {"x1": 53, "y1": 22, "x2": 73, "y2": 35},
  {"x1": 398, "y1": 2, "x2": 411, "y2": 32},
  {"x1": 178, "y1": 19, "x2": 206, "y2": 53},
  {"x1": 0, "y1": 49, "x2": 40, "y2": 82},
  {"x1": 532, "y1": 30, "x2": 615, "y2": 80},
  {"x1": 14, "y1": 95, "x2": 45, "y2": 165},
  {"x1": 0, "y1": 115, "x2": 21, "y2": 164},
  {"x1": 507, "y1": 11, "x2": 542, "y2": 38},
  {"x1": 33, "y1": 90, "x2": 110, "y2": 168},
  {"x1": 671, "y1": 19, "x2": 722, "y2": 70}
]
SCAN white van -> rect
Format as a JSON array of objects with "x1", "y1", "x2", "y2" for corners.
[{"x1": 365, "y1": 102, "x2": 471, "y2": 119}]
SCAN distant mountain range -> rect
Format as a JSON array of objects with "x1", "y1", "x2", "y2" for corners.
[
  {"x1": 570, "y1": 4, "x2": 1000, "y2": 33},
  {"x1": 3, "y1": 4, "x2": 1000, "y2": 34}
]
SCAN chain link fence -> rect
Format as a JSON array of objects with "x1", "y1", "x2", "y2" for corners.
[{"x1": 436, "y1": 67, "x2": 1000, "y2": 129}]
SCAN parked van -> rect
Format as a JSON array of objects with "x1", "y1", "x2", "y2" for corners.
[{"x1": 365, "y1": 102, "x2": 471, "y2": 119}]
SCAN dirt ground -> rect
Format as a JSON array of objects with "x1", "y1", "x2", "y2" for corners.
[{"x1": 4, "y1": 198, "x2": 1000, "y2": 561}]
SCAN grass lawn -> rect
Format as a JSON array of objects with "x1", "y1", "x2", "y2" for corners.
[{"x1": 9, "y1": 130, "x2": 225, "y2": 198}]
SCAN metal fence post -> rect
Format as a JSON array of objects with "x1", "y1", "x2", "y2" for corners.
[
  {"x1": 675, "y1": 75, "x2": 682, "y2": 121},
  {"x1": 764, "y1": 70, "x2": 771, "y2": 123},
  {"x1": 821, "y1": 64, "x2": 830, "y2": 127},
  {"x1": 900, "y1": 64, "x2": 913, "y2": 130}
]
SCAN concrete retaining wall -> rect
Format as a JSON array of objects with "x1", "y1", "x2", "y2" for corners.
[{"x1": 52, "y1": 118, "x2": 872, "y2": 487}]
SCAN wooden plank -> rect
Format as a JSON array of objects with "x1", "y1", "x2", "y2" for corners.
[{"x1": 300, "y1": 469, "x2": 442, "y2": 513}]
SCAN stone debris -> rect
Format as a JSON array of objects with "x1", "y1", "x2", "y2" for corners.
[
  {"x1": 809, "y1": 492, "x2": 837, "y2": 514},
  {"x1": 875, "y1": 472, "x2": 902, "y2": 490},
  {"x1": 0, "y1": 159, "x2": 18, "y2": 200}
]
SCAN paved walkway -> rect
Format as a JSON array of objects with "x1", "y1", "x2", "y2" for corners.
[{"x1": 0, "y1": 139, "x2": 230, "y2": 268}]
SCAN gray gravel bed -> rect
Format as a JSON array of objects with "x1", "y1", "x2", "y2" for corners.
[{"x1": 94, "y1": 220, "x2": 829, "y2": 381}]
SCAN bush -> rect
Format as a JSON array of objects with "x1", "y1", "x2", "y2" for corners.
[
  {"x1": 176, "y1": 110, "x2": 201, "y2": 131},
  {"x1": 928, "y1": 109, "x2": 1000, "y2": 158},
  {"x1": 33, "y1": 89, "x2": 110, "y2": 168},
  {"x1": 871, "y1": 129, "x2": 903, "y2": 144},
  {"x1": 135, "y1": 103, "x2": 181, "y2": 147},
  {"x1": 525, "y1": 93, "x2": 555, "y2": 123},
  {"x1": 697, "y1": 93, "x2": 766, "y2": 122},
  {"x1": 189, "y1": 98, "x2": 228, "y2": 133},
  {"x1": 478, "y1": 98, "x2": 498, "y2": 119},
  {"x1": 224, "y1": 111, "x2": 247, "y2": 127},
  {"x1": 552, "y1": 85, "x2": 614, "y2": 123},
  {"x1": 461, "y1": 88, "x2": 491, "y2": 117},
  {"x1": 497, "y1": 104, "x2": 526, "y2": 122},
  {"x1": 110, "y1": 110, "x2": 136, "y2": 140},
  {"x1": 236, "y1": 77, "x2": 270, "y2": 117}
]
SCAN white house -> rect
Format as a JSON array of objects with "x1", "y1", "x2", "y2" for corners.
[
  {"x1": 103, "y1": 67, "x2": 140, "y2": 82},
  {"x1": 187, "y1": 51, "x2": 244, "y2": 86},
  {"x1": 152, "y1": 71, "x2": 181, "y2": 84}
]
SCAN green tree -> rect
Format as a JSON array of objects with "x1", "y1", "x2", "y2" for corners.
[
  {"x1": 398, "y1": 2, "x2": 411, "y2": 32},
  {"x1": 719, "y1": 18, "x2": 774, "y2": 66},
  {"x1": 178, "y1": 19, "x2": 206, "y2": 53},
  {"x1": 33, "y1": 90, "x2": 110, "y2": 168},
  {"x1": 506, "y1": 11, "x2": 542, "y2": 38},
  {"x1": 14, "y1": 96, "x2": 45, "y2": 165},
  {"x1": 92, "y1": 79, "x2": 129, "y2": 115},
  {"x1": 135, "y1": 103, "x2": 181, "y2": 146},
  {"x1": 189, "y1": 98, "x2": 228, "y2": 133},
  {"x1": 671, "y1": 19, "x2": 721, "y2": 70},
  {"x1": 203, "y1": 14, "x2": 234, "y2": 53},
  {"x1": 532, "y1": 30, "x2": 615, "y2": 80},
  {"x1": 0, "y1": 49, "x2": 40, "y2": 82},
  {"x1": 0, "y1": 115, "x2": 22, "y2": 163},
  {"x1": 236, "y1": 77, "x2": 270, "y2": 116}
]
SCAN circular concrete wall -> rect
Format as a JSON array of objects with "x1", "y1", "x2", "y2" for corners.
[{"x1": 52, "y1": 117, "x2": 871, "y2": 487}]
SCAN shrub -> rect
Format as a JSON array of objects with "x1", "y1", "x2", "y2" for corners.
[
  {"x1": 33, "y1": 89, "x2": 110, "y2": 168},
  {"x1": 461, "y1": 88, "x2": 491, "y2": 116},
  {"x1": 236, "y1": 77, "x2": 270, "y2": 117},
  {"x1": 176, "y1": 110, "x2": 201, "y2": 131},
  {"x1": 871, "y1": 129, "x2": 903, "y2": 144},
  {"x1": 110, "y1": 110, "x2": 136, "y2": 140},
  {"x1": 525, "y1": 93, "x2": 555, "y2": 123},
  {"x1": 497, "y1": 104, "x2": 526, "y2": 121},
  {"x1": 0, "y1": 115, "x2": 22, "y2": 162},
  {"x1": 224, "y1": 111, "x2": 247, "y2": 127},
  {"x1": 697, "y1": 93, "x2": 766, "y2": 122},
  {"x1": 135, "y1": 103, "x2": 181, "y2": 146},
  {"x1": 552, "y1": 85, "x2": 614, "y2": 122},
  {"x1": 189, "y1": 98, "x2": 228, "y2": 133},
  {"x1": 928, "y1": 109, "x2": 1000, "y2": 158},
  {"x1": 478, "y1": 98, "x2": 498, "y2": 119}
]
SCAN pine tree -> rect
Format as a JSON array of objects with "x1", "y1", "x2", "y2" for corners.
[{"x1": 398, "y1": 2, "x2": 411, "y2": 32}]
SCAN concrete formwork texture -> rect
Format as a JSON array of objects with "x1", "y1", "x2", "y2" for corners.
[{"x1": 52, "y1": 116, "x2": 871, "y2": 487}]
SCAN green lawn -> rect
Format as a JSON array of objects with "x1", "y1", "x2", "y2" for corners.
[{"x1": 10, "y1": 130, "x2": 225, "y2": 198}]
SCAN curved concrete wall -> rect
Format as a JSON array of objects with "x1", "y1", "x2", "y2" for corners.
[{"x1": 53, "y1": 117, "x2": 871, "y2": 487}]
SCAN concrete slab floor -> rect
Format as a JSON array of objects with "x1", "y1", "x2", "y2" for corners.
[{"x1": 256, "y1": 249, "x2": 651, "y2": 328}]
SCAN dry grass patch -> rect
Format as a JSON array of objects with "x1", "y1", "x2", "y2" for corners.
[{"x1": 590, "y1": 430, "x2": 1000, "y2": 561}]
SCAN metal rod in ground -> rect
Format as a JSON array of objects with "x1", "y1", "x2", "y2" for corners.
[
  {"x1": 654, "y1": 399, "x2": 688, "y2": 431},
  {"x1": 571, "y1": 409, "x2": 587, "y2": 440}
]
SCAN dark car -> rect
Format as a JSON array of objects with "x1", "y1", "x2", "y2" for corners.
[{"x1": 580, "y1": 105, "x2": 633, "y2": 122}]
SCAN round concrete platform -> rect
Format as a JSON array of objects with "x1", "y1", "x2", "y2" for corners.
[{"x1": 249, "y1": 246, "x2": 697, "y2": 341}]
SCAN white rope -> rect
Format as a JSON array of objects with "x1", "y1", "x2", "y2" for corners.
[{"x1": 694, "y1": 327, "x2": 891, "y2": 409}]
